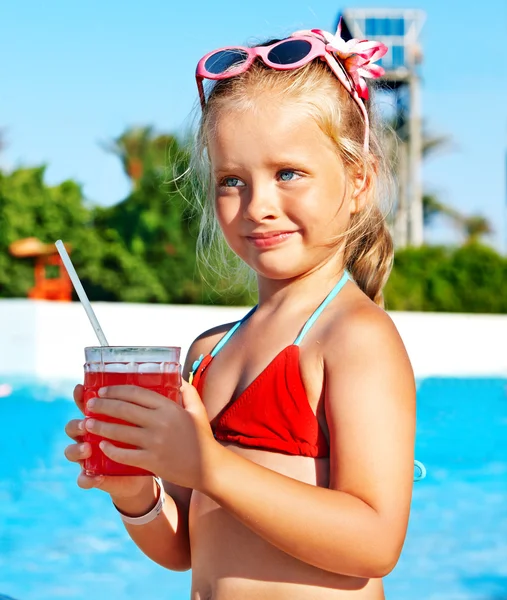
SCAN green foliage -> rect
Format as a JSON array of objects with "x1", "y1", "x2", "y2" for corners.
[
  {"x1": 87, "y1": 172, "x2": 198, "y2": 303},
  {"x1": 1, "y1": 128, "x2": 504, "y2": 312},
  {"x1": 0, "y1": 166, "x2": 92, "y2": 297},
  {"x1": 0, "y1": 134, "x2": 255, "y2": 306},
  {"x1": 385, "y1": 244, "x2": 507, "y2": 313}
]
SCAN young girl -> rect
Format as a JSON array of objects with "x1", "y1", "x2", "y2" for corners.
[{"x1": 64, "y1": 24, "x2": 417, "y2": 599}]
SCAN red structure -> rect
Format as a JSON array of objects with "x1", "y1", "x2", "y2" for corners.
[{"x1": 9, "y1": 237, "x2": 72, "y2": 301}]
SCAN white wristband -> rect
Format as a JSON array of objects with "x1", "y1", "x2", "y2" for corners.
[{"x1": 114, "y1": 477, "x2": 166, "y2": 525}]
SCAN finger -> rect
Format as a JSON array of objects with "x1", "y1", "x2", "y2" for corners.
[
  {"x1": 98, "y1": 385, "x2": 165, "y2": 409},
  {"x1": 99, "y1": 440, "x2": 147, "y2": 469},
  {"x1": 85, "y1": 418, "x2": 146, "y2": 447},
  {"x1": 180, "y1": 380, "x2": 206, "y2": 416},
  {"x1": 74, "y1": 384, "x2": 85, "y2": 413},
  {"x1": 64, "y1": 418, "x2": 86, "y2": 442},
  {"x1": 85, "y1": 397, "x2": 155, "y2": 428},
  {"x1": 77, "y1": 470, "x2": 105, "y2": 490},
  {"x1": 64, "y1": 442, "x2": 91, "y2": 463}
]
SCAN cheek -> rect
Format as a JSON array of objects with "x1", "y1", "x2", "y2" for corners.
[
  {"x1": 292, "y1": 196, "x2": 351, "y2": 245},
  {"x1": 214, "y1": 198, "x2": 245, "y2": 252},
  {"x1": 286, "y1": 188, "x2": 345, "y2": 229},
  {"x1": 319, "y1": 181, "x2": 351, "y2": 225},
  {"x1": 214, "y1": 197, "x2": 238, "y2": 228}
]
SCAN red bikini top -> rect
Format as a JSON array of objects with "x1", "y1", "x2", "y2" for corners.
[{"x1": 190, "y1": 272, "x2": 350, "y2": 458}]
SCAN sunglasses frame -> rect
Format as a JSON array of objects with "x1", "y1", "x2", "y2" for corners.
[{"x1": 195, "y1": 35, "x2": 370, "y2": 150}]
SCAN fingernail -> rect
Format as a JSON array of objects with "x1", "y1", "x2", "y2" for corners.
[
  {"x1": 98, "y1": 387, "x2": 107, "y2": 397},
  {"x1": 99, "y1": 440, "x2": 106, "y2": 450},
  {"x1": 77, "y1": 420, "x2": 84, "y2": 431},
  {"x1": 85, "y1": 418, "x2": 95, "y2": 430},
  {"x1": 79, "y1": 443, "x2": 87, "y2": 453},
  {"x1": 87, "y1": 398, "x2": 95, "y2": 409}
]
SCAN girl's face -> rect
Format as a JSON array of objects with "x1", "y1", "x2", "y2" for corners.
[{"x1": 208, "y1": 100, "x2": 360, "y2": 281}]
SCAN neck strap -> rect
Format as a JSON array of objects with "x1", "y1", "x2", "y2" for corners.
[
  {"x1": 210, "y1": 270, "x2": 350, "y2": 358},
  {"x1": 294, "y1": 270, "x2": 350, "y2": 346}
]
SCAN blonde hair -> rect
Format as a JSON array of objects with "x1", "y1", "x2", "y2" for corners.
[{"x1": 190, "y1": 56, "x2": 394, "y2": 306}]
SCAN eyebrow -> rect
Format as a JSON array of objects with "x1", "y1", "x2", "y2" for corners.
[
  {"x1": 213, "y1": 165, "x2": 241, "y2": 175},
  {"x1": 214, "y1": 157, "x2": 311, "y2": 175},
  {"x1": 266, "y1": 157, "x2": 310, "y2": 168}
]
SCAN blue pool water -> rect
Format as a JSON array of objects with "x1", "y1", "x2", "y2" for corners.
[{"x1": 0, "y1": 376, "x2": 506, "y2": 600}]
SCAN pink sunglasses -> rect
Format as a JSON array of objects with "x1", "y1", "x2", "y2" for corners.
[{"x1": 195, "y1": 34, "x2": 371, "y2": 150}]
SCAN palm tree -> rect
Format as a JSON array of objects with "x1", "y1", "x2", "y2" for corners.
[
  {"x1": 422, "y1": 192, "x2": 461, "y2": 226},
  {"x1": 101, "y1": 127, "x2": 181, "y2": 189},
  {"x1": 387, "y1": 119, "x2": 451, "y2": 247},
  {"x1": 387, "y1": 118, "x2": 492, "y2": 246},
  {"x1": 101, "y1": 127, "x2": 153, "y2": 188},
  {"x1": 422, "y1": 195, "x2": 493, "y2": 245},
  {"x1": 462, "y1": 215, "x2": 493, "y2": 244}
]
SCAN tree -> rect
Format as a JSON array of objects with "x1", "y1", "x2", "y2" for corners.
[
  {"x1": 462, "y1": 215, "x2": 493, "y2": 245},
  {"x1": 101, "y1": 126, "x2": 154, "y2": 188},
  {"x1": 386, "y1": 117, "x2": 452, "y2": 247},
  {"x1": 0, "y1": 166, "x2": 93, "y2": 297},
  {"x1": 0, "y1": 141, "x2": 504, "y2": 311},
  {"x1": 385, "y1": 244, "x2": 507, "y2": 313},
  {"x1": 0, "y1": 126, "x2": 255, "y2": 305},
  {"x1": 101, "y1": 127, "x2": 184, "y2": 191},
  {"x1": 387, "y1": 120, "x2": 492, "y2": 246},
  {"x1": 0, "y1": 162, "x2": 165, "y2": 303},
  {"x1": 422, "y1": 193, "x2": 461, "y2": 226},
  {"x1": 97, "y1": 127, "x2": 254, "y2": 305},
  {"x1": 422, "y1": 195, "x2": 493, "y2": 245}
]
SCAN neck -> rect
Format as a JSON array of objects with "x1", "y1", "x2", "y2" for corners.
[{"x1": 256, "y1": 255, "x2": 347, "y2": 314}]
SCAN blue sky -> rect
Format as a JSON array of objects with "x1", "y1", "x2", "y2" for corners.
[{"x1": 1, "y1": 0, "x2": 506, "y2": 250}]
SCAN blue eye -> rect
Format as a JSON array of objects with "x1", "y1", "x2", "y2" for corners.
[
  {"x1": 279, "y1": 170, "x2": 299, "y2": 182},
  {"x1": 221, "y1": 177, "x2": 244, "y2": 188}
]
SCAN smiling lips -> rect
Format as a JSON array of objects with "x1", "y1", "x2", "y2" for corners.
[{"x1": 246, "y1": 231, "x2": 297, "y2": 248}]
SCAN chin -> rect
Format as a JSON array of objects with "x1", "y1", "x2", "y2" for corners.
[
  {"x1": 249, "y1": 259, "x2": 305, "y2": 281},
  {"x1": 235, "y1": 246, "x2": 308, "y2": 281}
]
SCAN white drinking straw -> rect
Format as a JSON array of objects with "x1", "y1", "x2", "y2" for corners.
[{"x1": 55, "y1": 240, "x2": 109, "y2": 346}]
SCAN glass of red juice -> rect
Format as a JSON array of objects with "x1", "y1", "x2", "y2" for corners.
[{"x1": 83, "y1": 346, "x2": 181, "y2": 477}]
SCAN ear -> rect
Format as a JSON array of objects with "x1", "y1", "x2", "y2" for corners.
[{"x1": 348, "y1": 163, "x2": 374, "y2": 215}]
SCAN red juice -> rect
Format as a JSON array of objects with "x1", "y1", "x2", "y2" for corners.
[{"x1": 83, "y1": 353, "x2": 180, "y2": 477}]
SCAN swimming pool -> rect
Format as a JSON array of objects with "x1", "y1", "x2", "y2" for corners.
[{"x1": 0, "y1": 376, "x2": 506, "y2": 600}]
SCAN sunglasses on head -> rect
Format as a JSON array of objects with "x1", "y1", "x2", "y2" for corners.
[{"x1": 195, "y1": 34, "x2": 371, "y2": 150}]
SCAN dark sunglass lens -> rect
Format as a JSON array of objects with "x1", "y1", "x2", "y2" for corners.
[
  {"x1": 267, "y1": 39, "x2": 312, "y2": 65},
  {"x1": 204, "y1": 49, "x2": 249, "y2": 74}
]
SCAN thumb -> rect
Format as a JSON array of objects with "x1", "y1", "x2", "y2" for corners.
[
  {"x1": 77, "y1": 471, "x2": 105, "y2": 490},
  {"x1": 180, "y1": 379, "x2": 206, "y2": 415}
]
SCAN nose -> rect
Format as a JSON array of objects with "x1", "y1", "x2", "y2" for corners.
[{"x1": 242, "y1": 182, "x2": 278, "y2": 223}]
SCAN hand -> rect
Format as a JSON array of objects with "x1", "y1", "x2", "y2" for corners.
[
  {"x1": 82, "y1": 381, "x2": 218, "y2": 491},
  {"x1": 64, "y1": 384, "x2": 153, "y2": 499}
]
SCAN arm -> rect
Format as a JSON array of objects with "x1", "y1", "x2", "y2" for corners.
[
  {"x1": 87, "y1": 321, "x2": 241, "y2": 570},
  {"x1": 111, "y1": 476, "x2": 192, "y2": 571},
  {"x1": 199, "y1": 307, "x2": 416, "y2": 578},
  {"x1": 110, "y1": 337, "x2": 211, "y2": 571}
]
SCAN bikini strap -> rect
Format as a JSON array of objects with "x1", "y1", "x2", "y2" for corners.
[
  {"x1": 210, "y1": 305, "x2": 257, "y2": 358},
  {"x1": 293, "y1": 270, "x2": 350, "y2": 346},
  {"x1": 189, "y1": 305, "x2": 258, "y2": 379},
  {"x1": 193, "y1": 270, "x2": 349, "y2": 373}
]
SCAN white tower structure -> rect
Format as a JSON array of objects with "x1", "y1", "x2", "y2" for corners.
[{"x1": 340, "y1": 9, "x2": 426, "y2": 247}]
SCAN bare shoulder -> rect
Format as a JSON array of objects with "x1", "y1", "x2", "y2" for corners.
[
  {"x1": 323, "y1": 294, "x2": 416, "y2": 553},
  {"x1": 324, "y1": 295, "x2": 413, "y2": 380},
  {"x1": 182, "y1": 321, "x2": 240, "y2": 379}
]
